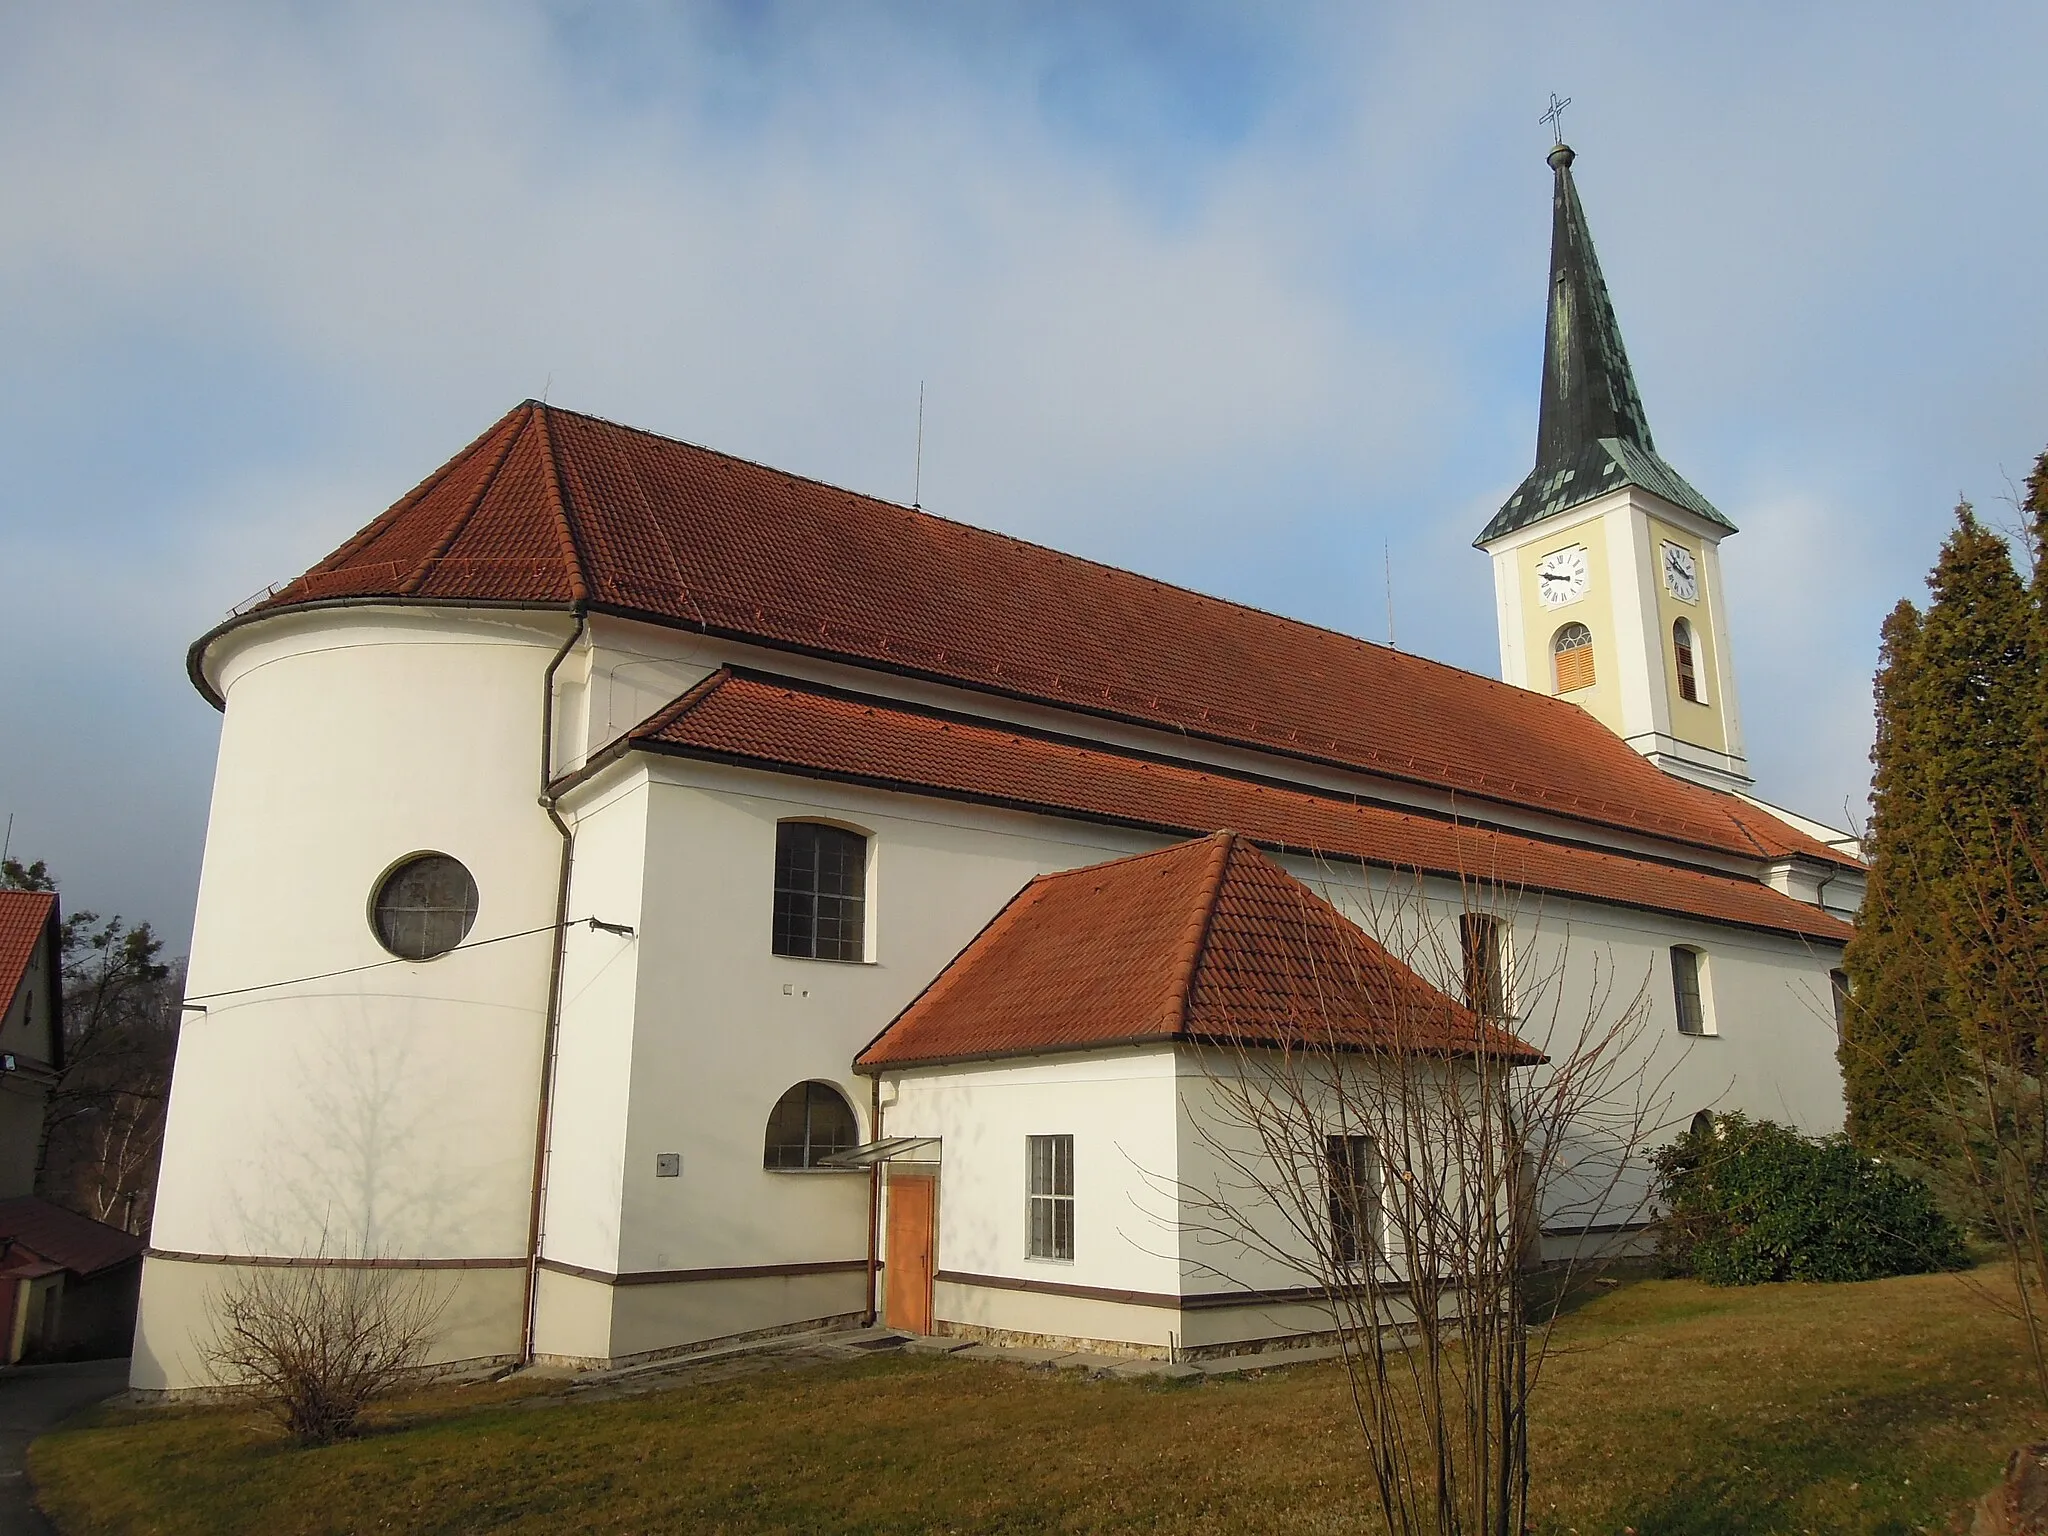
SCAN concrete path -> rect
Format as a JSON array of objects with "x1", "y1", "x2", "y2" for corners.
[{"x1": 0, "y1": 1358, "x2": 129, "y2": 1536}]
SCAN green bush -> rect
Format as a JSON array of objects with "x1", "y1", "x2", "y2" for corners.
[{"x1": 1652, "y1": 1113, "x2": 1968, "y2": 1285}]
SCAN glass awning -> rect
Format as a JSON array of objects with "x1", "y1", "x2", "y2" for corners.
[{"x1": 816, "y1": 1136, "x2": 939, "y2": 1169}]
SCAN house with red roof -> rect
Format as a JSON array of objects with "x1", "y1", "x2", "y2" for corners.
[
  {"x1": 135, "y1": 143, "x2": 1860, "y2": 1388},
  {"x1": 0, "y1": 891, "x2": 63, "y2": 1199}
]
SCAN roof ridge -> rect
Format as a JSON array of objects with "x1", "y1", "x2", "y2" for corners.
[
  {"x1": 1169, "y1": 832, "x2": 1236, "y2": 1037},
  {"x1": 530, "y1": 404, "x2": 592, "y2": 603},
  {"x1": 401, "y1": 404, "x2": 536, "y2": 596},
  {"x1": 514, "y1": 403, "x2": 1593, "y2": 714}
]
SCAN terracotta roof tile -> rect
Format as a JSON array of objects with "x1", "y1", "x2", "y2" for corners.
[
  {"x1": 234, "y1": 402, "x2": 1833, "y2": 861},
  {"x1": 0, "y1": 892, "x2": 56, "y2": 1011},
  {"x1": 858, "y1": 833, "x2": 1536, "y2": 1071},
  {"x1": 1713, "y1": 793, "x2": 1860, "y2": 868},
  {"x1": 0, "y1": 1197, "x2": 143, "y2": 1278},
  {"x1": 622, "y1": 669, "x2": 1853, "y2": 944}
]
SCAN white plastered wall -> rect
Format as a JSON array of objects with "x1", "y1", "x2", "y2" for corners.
[
  {"x1": 884, "y1": 1050, "x2": 1185, "y2": 1349},
  {"x1": 138, "y1": 607, "x2": 575, "y2": 1389}
]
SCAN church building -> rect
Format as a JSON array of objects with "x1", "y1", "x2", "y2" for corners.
[{"x1": 133, "y1": 144, "x2": 1860, "y2": 1389}]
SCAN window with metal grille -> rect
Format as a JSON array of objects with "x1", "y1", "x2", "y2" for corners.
[
  {"x1": 1553, "y1": 623, "x2": 1595, "y2": 693},
  {"x1": 763, "y1": 1081, "x2": 860, "y2": 1169},
  {"x1": 1026, "y1": 1134, "x2": 1074, "y2": 1261},
  {"x1": 772, "y1": 822, "x2": 867, "y2": 961},
  {"x1": 1674, "y1": 619, "x2": 1701, "y2": 703},
  {"x1": 1326, "y1": 1134, "x2": 1381, "y2": 1266},
  {"x1": 370, "y1": 853, "x2": 478, "y2": 961},
  {"x1": 1672, "y1": 947, "x2": 1707, "y2": 1035},
  {"x1": 1461, "y1": 914, "x2": 1506, "y2": 1018}
]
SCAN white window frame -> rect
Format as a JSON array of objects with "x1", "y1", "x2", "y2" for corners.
[
  {"x1": 1025, "y1": 1134, "x2": 1074, "y2": 1263},
  {"x1": 1671, "y1": 946, "x2": 1717, "y2": 1037}
]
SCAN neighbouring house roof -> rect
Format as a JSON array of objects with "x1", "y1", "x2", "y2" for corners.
[
  {"x1": 1477, "y1": 143, "x2": 1730, "y2": 545},
  {"x1": 0, "y1": 891, "x2": 57, "y2": 1016},
  {"x1": 599, "y1": 667, "x2": 1855, "y2": 944},
  {"x1": 202, "y1": 400, "x2": 1823, "y2": 864},
  {"x1": 0, "y1": 1198, "x2": 144, "y2": 1279},
  {"x1": 856, "y1": 832, "x2": 1538, "y2": 1073}
]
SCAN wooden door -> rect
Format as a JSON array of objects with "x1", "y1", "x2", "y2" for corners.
[{"x1": 885, "y1": 1172, "x2": 937, "y2": 1335}]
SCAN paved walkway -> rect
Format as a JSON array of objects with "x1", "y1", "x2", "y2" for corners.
[{"x1": 0, "y1": 1358, "x2": 128, "y2": 1536}]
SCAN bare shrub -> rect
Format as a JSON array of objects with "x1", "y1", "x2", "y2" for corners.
[
  {"x1": 201, "y1": 1255, "x2": 447, "y2": 1444},
  {"x1": 1170, "y1": 869, "x2": 1669, "y2": 1536}
]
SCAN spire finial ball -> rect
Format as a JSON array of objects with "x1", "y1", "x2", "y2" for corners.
[{"x1": 1547, "y1": 142, "x2": 1575, "y2": 171}]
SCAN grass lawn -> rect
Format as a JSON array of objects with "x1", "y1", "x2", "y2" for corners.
[{"x1": 34, "y1": 1268, "x2": 2048, "y2": 1535}]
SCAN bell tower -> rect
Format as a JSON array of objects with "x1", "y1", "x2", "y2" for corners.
[{"x1": 1476, "y1": 142, "x2": 1751, "y2": 793}]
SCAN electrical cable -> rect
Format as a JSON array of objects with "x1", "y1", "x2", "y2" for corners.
[{"x1": 180, "y1": 916, "x2": 632, "y2": 1007}]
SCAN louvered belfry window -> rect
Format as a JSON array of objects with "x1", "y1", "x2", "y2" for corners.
[
  {"x1": 773, "y1": 822, "x2": 867, "y2": 961},
  {"x1": 1673, "y1": 619, "x2": 1701, "y2": 703},
  {"x1": 1553, "y1": 623, "x2": 1595, "y2": 693}
]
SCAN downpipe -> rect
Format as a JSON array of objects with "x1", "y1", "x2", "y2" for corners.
[{"x1": 521, "y1": 608, "x2": 587, "y2": 1366}]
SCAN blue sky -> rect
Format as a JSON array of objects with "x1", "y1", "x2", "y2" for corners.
[{"x1": 3, "y1": 2, "x2": 2045, "y2": 950}]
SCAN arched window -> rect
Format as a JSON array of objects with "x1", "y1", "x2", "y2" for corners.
[
  {"x1": 1690, "y1": 1109, "x2": 1716, "y2": 1138},
  {"x1": 1552, "y1": 623, "x2": 1595, "y2": 693},
  {"x1": 764, "y1": 1081, "x2": 860, "y2": 1170},
  {"x1": 773, "y1": 821, "x2": 867, "y2": 961},
  {"x1": 1673, "y1": 618, "x2": 1701, "y2": 703},
  {"x1": 1671, "y1": 946, "x2": 1709, "y2": 1036}
]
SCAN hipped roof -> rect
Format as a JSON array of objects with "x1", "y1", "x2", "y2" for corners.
[
  {"x1": 857, "y1": 833, "x2": 1538, "y2": 1073},
  {"x1": 607, "y1": 667, "x2": 1854, "y2": 944},
  {"x1": 210, "y1": 401, "x2": 1843, "y2": 866}
]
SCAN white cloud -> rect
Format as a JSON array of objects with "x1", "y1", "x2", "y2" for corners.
[{"x1": 2, "y1": 1, "x2": 2045, "y2": 939}]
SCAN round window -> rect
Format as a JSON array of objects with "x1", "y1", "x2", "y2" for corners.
[{"x1": 370, "y1": 854, "x2": 479, "y2": 961}]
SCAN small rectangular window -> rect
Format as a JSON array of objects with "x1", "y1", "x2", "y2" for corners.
[
  {"x1": 1830, "y1": 969, "x2": 1851, "y2": 1043},
  {"x1": 1461, "y1": 914, "x2": 1506, "y2": 1018},
  {"x1": 1026, "y1": 1134, "x2": 1074, "y2": 1261},
  {"x1": 1326, "y1": 1134, "x2": 1380, "y2": 1266},
  {"x1": 773, "y1": 822, "x2": 867, "y2": 962},
  {"x1": 1672, "y1": 947, "x2": 1706, "y2": 1036}
]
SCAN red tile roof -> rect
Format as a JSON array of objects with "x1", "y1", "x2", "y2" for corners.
[
  {"x1": 616, "y1": 668, "x2": 1853, "y2": 944},
  {"x1": 857, "y1": 833, "x2": 1537, "y2": 1071},
  {"x1": 0, "y1": 1197, "x2": 143, "y2": 1278},
  {"x1": 218, "y1": 402, "x2": 1855, "y2": 866},
  {"x1": 0, "y1": 891, "x2": 56, "y2": 1013}
]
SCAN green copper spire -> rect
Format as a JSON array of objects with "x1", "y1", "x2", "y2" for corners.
[{"x1": 1476, "y1": 143, "x2": 1732, "y2": 546}]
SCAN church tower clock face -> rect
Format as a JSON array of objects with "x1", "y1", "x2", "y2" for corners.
[
  {"x1": 1661, "y1": 541, "x2": 1699, "y2": 603},
  {"x1": 1535, "y1": 545, "x2": 1590, "y2": 608}
]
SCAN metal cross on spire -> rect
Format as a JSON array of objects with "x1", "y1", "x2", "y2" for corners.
[{"x1": 1540, "y1": 93, "x2": 1571, "y2": 144}]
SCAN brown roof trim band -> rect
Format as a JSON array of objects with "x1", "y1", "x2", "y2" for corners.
[
  {"x1": 935, "y1": 1269, "x2": 1426, "y2": 1312},
  {"x1": 146, "y1": 1249, "x2": 524, "y2": 1271},
  {"x1": 538, "y1": 1257, "x2": 870, "y2": 1288}
]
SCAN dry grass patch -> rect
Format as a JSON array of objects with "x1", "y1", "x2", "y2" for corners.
[{"x1": 35, "y1": 1268, "x2": 2048, "y2": 1535}]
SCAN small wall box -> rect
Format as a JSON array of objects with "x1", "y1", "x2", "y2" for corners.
[{"x1": 655, "y1": 1153, "x2": 681, "y2": 1178}]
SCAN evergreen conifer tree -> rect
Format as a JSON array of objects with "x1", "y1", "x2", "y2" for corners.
[{"x1": 1845, "y1": 504, "x2": 2041, "y2": 1153}]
